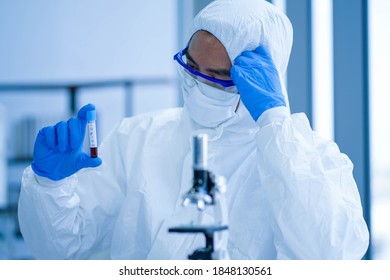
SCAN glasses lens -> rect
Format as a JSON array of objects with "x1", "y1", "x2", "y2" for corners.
[
  {"x1": 177, "y1": 65, "x2": 196, "y2": 88},
  {"x1": 179, "y1": 67, "x2": 238, "y2": 95},
  {"x1": 178, "y1": 50, "x2": 237, "y2": 93}
]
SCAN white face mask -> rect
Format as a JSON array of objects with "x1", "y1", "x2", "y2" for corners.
[{"x1": 181, "y1": 69, "x2": 240, "y2": 128}]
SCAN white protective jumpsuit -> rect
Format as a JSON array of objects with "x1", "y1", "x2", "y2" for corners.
[{"x1": 18, "y1": 0, "x2": 369, "y2": 259}]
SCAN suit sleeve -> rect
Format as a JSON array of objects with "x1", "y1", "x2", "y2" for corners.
[{"x1": 255, "y1": 107, "x2": 369, "y2": 259}]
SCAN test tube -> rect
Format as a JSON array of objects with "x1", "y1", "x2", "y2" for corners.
[{"x1": 86, "y1": 110, "x2": 98, "y2": 158}]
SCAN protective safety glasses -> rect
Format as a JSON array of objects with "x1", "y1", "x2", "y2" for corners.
[{"x1": 174, "y1": 47, "x2": 237, "y2": 93}]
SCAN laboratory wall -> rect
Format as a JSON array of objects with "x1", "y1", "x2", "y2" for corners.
[
  {"x1": 0, "y1": 0, "x2": 179, "y2": 154},
  {"x1": 369, "y1": 0, "x2": 390, "y2": 260},
  {"x1": 0, "y1": 105, "x2": 5, "y2": 208},
  {"x1": 0, "y1": 0, "x2": 179, "y2": 259}
]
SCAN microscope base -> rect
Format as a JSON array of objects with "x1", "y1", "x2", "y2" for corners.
[{"x1": 168, "y1": 225, "x2": 228, "y2": 260}]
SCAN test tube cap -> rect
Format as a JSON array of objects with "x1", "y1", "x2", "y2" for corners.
[{"x1": 86, "y1": 110, "x2": 96, "y2": 121}]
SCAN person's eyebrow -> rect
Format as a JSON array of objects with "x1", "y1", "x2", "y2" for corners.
[
  {"x1": 186, "y1": 51, "x2": 231, "y2": 78},
  {"x1": 206, "y1": 67, "x2": 231, "y2": 77}
]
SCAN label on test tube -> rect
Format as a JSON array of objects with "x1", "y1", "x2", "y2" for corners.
[{"x1": 86, "y1": 110, "x2": 98, "y2": 158}]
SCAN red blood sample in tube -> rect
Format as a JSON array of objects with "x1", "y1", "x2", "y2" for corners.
[{"x1": 90, "y1": 147, "x2": 98, "y2": 158}]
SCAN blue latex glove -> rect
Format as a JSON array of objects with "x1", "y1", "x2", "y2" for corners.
[
  {"x1": 230, "y1": 46, "x2": 286, "y2": 121},
  {"x1": 31, "y1": 104, "x2": 102, "y2": 181}
]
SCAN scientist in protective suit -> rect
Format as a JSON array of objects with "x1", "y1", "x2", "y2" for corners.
[{"x1": 18, "y1": 0, "x2": 369, "y2": 259}]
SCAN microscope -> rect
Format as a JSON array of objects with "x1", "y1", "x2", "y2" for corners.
[{"x1": 168, "y1": 134, "x2": 230, "y2": 260}]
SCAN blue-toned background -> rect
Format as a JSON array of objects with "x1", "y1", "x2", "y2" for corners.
[{"x1": 0, "y1": 0, "x2": 389, "y2": 260}]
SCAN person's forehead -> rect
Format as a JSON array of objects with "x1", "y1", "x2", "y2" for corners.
[
  {"x1": 187, "y1": 30, "x2": 231, "y2": 67},
  {"x1": 188, "y1": 30, "x2": 224, "y2": 49}
]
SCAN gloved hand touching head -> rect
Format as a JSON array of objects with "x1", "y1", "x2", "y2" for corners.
[
  {"x1": 31, "y1": 103, "x2": 102, "y2": 181},
  {"x1": 230, "y1": 46, "x2": 286, "y2": 121}
]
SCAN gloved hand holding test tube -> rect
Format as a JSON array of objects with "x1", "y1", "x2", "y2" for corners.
[{"x1": 31, "y1": 103, "x2": 102, "y2": 181}]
